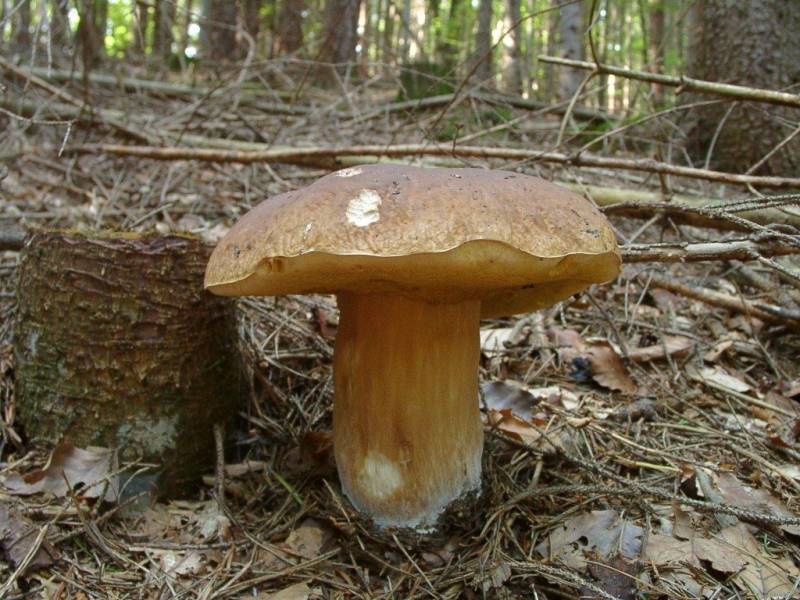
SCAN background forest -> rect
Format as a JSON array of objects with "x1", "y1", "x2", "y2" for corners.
[{"x1": 1, "y1": 1, "x2": 800, "y2": 599}]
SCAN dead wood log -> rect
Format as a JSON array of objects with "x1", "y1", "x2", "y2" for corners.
[
  {"x1": 348, "y1": 92, "x2": 610, "y2": 123},
  {"x1": 13, "y1": 231, "x2": 243, "y2": 497}
]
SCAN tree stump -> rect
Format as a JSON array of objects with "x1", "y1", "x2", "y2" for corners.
[{"x1": 13, "y1": 231, "x2": 242, "y2": 497}]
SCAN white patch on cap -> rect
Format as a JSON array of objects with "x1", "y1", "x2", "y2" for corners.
[
  {"x1": 336, "y1": 167, "x2": 362, "y2": 177},
  {"x1": 346, "y1": 189, "x2": 382, "y2": 227},
  {"x1": 358, "y1": 452, "x2": 403, "y2": 500}
]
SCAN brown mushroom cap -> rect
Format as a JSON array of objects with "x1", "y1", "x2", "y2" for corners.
[{"x1": 205, "y1": 164, "x2": 620, "y2": 318}]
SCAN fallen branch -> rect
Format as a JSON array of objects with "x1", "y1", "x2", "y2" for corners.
[
  {"x1": 67, "y1": 143, "x2": 800, "y2": 189},
  {"x1": 574, "y1": 184, "x2": 800, "y2": 231},
  {"x1": 349, "y1": 92, "x2": 609, "y2": 124},
  {"x1": 538, "y1": 55, "x2": 800, "y2": 109},
  {"x1": 621, "y1": 239, "x2": 800, "y2": 263},
  {"x1": 643, "y1": 272, "x2": 800, "y2": 328}
]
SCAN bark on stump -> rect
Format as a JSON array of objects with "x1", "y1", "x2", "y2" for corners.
[{"x1": 13, "y1": 231, "x2": 241, "y2": 497}]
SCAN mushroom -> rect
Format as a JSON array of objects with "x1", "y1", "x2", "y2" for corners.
[{"x1": 205, "y1": 165, "x2": 620, "y2": 529}]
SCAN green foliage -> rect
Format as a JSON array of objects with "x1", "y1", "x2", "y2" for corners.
[
  {"x1": 397, "y1": 61, "x2": 455, "y2": 100},
  {"x1": 105, "y1": 0, "x2": 133, "y2": 58}
]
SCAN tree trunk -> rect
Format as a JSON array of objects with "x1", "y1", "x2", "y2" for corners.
[
  {"x1": 132, "y1": 1, "x2": 149, "y2": 58},
  {"x1": 49, "y1": 0, "x2": 72, "y2": 60},
  {"x1": 177, "y1": 0, "x2": 194, "y2": 59},
  {"x1": 503, "y1": 0, "x2": 523, "y2": 94},
  {"x1": 242, "y1": 0, "x2": 262, "y2": 56},
  {"x1": 470, "y1": 0, "x2": 493, "y2": 83},
  {"x1": 648, "y1": 0, "x2": 665, "y2": 106},
  {"x1": 556, "y1": 0, "x2": 584, "y2": 101},
  {"x1": 427, "y1": 0, "x2": 441, "y2": 58},
  {"x1": 0, "y1": 0, "x2": 6, "y2": 54},
  {"x1": 94, "y1": 0, "x2": 108, "y2": 53},
  {"x1": 359, "y1": 0, "x2": 371, "y2": 75},
  {"x1": 318, "y1": 0, "x2": 362, "y2": 77},
  {"x1": 207, "y1": 0, "x2": 238, "y2": 61},
  {"x1": 76, "y1": 0, "x2": 106, "y2": 69},
  {"x1": 12, "y1": 0, "x2": 32, "y2": 58},
  {"x1": 399, "y1": 0, "x2": 411, "y2": 63},
  {"x1": 152, "y1": 0, "x2": 176, "y2": 61},
  {"x1": 274, "y1": 0, "x2": 305, "y2": 55},
  {"x1": 686, "y1": 0, "x2": 800, "y2": 175},
  {"x1": 14, "y1": 232, "x2": 242, "y2": 497}
]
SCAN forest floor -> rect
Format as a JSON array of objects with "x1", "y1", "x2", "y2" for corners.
[{"x1": 0, "y1": 65, "x2": 799, "y2": 599}]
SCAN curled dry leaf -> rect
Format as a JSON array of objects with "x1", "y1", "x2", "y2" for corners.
[
  {"x1": 0, "y1": 503, "x2": 59, "y2": 574},
  {"x1": 584, "y1": 342, "x2": 638, "y2": 395},
  {"x1": 486, "y1": 409, "x2": 561, "y2": 453},
  {"x1": 0, "y1": 442, "x2": 118, "y2": 502},
  {"x1": 548, "y1": 328, "x2": 637, "y2": 394}
]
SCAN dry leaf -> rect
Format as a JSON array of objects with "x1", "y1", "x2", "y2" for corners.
[
  {"x1": 649, "y1": 288, "x2": 682, "y2": 311},
  {"x1": 714, "y1": 473, "x2": 800, "y2": 536},
  {"x1": 479, "y1": 328, "x2": 516, "y2": 356},
  {"x1": 703, "y1": 339, "x2": 734, "y2": 362},
  {"x1": 610, "y1": 398, "x2": 657, "y2": 421},
  {"x1": 693, "y1": 366, "x2": 751, "y2": 394},
  {"x1": 548, "y1": 328, "x2": 637, "y2": 394},
  {"x1": 585, "y1": 555, "x2": 640, "y2": 600},
  {"x1": 672, "y1": 504, "x2": 694, "y2": 541},
  {"x1": 480, "y1": 562, "x2": 512, "y2": 592},
  {"x1": 548, "y1": 326, "x2": 586, "y2": 364},
  {"x1": 481, "y1": 381, "x2": 539, "y2": 420},
  {"x1": 154, "y1": 549, "x2": 205, "y2": 576},
  {"x1": 261, "y1": 583, "x2": 317, "y2": 600},
  {"x1": 0, "y1": 503, "x2": 59, "y2": 574},
  {"x1": 283, "y1": 519, "x2": 328, "y2": 559},
  {"x1": 584, "y1": 342, "x2": 638, "y2": 394},
  {"x1": 718, "y1": 523, "x2": 800, "y2": 598},
  {"x1": 0, "y1": 442, "x2": 118, "y2": 502},
  {"x1": 486, "y1": 409, "x2": 561, "y2": 452},
  {"x1": 642, "y1": 533, "x2": 745, "y2": 573},
  {"x1": 535, "y1": 510, "x2": 643, "y2": 570}
]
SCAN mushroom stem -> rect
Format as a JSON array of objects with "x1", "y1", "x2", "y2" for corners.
[{"x1": 333, "y1": 292, "x2": 483, "y2": 529}]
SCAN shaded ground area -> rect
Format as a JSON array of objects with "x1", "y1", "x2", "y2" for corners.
[{"x1": 0, "y1": 68, "x2": 799, "y2": 599}]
